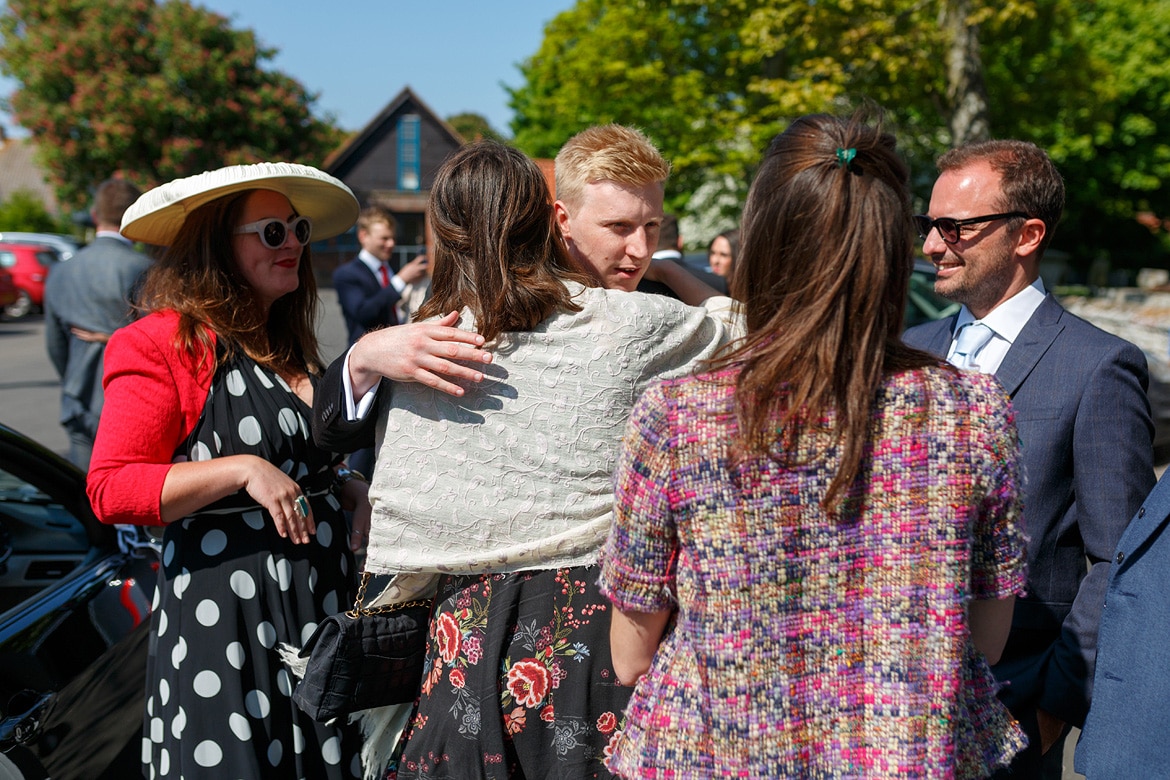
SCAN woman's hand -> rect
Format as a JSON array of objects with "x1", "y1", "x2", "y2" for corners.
[
  {"x1": 240, "y1": 456, "x2": 316, "y2": 544},
  {"x1": 160, "y1": 454, "x2": 314, "y2": 544},
  {"x1": 348, "y1": 311, "x2": 494, "y2": 397}
]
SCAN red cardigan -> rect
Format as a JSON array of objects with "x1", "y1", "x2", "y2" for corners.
[{"x1": 87, "y1": 310, "x2": 216, "y2": 526}]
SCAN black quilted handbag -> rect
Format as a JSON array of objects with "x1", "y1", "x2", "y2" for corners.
[{"x1": 292, "y1": 571, "x2": 433, "y2": 722}]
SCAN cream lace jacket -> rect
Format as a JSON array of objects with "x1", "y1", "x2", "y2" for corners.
[{"x1": 365, "y1": 282, "x2": 741, "y2": 581}]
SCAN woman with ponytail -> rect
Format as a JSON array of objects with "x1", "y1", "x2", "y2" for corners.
[{"x1": 600, "y1": 114, "x2": 1029, "y2": 779}]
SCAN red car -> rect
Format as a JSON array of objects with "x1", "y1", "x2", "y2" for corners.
[
  {"x1": 0, "y1": 242, "x2": 60, "y2": 319},
  {"x1": 0, "y1": 268, "x2": 16, "y2": 311}
]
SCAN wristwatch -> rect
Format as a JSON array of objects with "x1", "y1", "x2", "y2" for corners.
[{"x1": 333, "y1": 466, "x2": 368, "y2": 489}]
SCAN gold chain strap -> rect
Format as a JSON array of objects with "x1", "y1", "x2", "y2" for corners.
[{"x1": 347, "y1": 570, "x2": 432, "y2": 618}]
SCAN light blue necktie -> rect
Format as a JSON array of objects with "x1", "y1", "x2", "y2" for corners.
[{"x1": 950, "y1": 322, "x2": 994, "y2": 370}]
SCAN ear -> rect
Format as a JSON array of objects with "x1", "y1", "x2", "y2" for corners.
[
  {"x1": 553, "y1": 200, "x2": 573, "y2": 240},
  {"x1": 1015, "y1": 217, "x2": 1046, "y2": 258}
]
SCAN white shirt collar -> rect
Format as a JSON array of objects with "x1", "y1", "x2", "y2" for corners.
[
  {"x1": 358, "y1": 249, "x2": 387, "y2": 276},
  {"x1": 96, "y1": 229, "x2": 134, "y2": 246},
  {"x1": 953, "y1": 277, "x2": 1047, "y2": 343}
]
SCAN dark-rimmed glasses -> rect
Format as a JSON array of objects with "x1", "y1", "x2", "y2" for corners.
[
  {"x1": 234, "y1": 216, "x2": 312, "y2": 249},
  {"x1": 912, "y1": 212, "x2": 1028, "y2": 245}
]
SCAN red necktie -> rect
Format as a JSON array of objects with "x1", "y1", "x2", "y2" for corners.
[{"x1": 378, "y1": 264, "x2": 390, "y2": 287}]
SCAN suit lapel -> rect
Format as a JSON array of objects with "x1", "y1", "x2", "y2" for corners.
[
  {"x1": 926, "y1": 317, "x2": 956, "y2": 356},
  {"x1": 995, "y1": 295, "x2": 1065, "y2": 397}
]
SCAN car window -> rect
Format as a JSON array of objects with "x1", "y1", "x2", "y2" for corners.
[
  {"x1": 0, "y1": 251, "x2": 13, "y2": 269},
  {"x1": 905, "y1": 266, "x2": 961, "y2": 329},
  {"x1": 36, "y1": 251, "x2": 58, "y2": 268},
  {"x1": 0, "y1": 464, "x2": 90, "y2": 614}
]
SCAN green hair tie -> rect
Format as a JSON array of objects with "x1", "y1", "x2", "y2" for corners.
[{"x1": 835, "y1": 147, "x2": 857, "y2": 170}]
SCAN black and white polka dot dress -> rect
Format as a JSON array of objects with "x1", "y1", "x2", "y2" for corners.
[{"x1": 142, "y1": 352, "x2": 361, "y2": 779}]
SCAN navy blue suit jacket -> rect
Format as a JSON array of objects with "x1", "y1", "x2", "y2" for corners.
[
  {"x1": 1075, "y1": 468, "x2": 1170, "y2": 777},
  {"x1": 332, "y1": 256, "x2": 402, "y2": 346},
  {"x1": 904, "y1": 294, "x2": 1155, "y2": 727}
]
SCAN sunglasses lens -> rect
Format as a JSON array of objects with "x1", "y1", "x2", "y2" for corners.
[
  {"x1": 937, "y1": 218, "x2": 960, "y2": 244},
  {"x1": 261, "y1": 220, "x2": 287, "y2": 249},
  {"x1": 293, "y1": 217, "x2": 312, "y2": 245}
]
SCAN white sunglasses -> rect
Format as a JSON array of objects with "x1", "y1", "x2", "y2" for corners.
[{"x1": 234, "y1": 216, "x2": 312, "y2": 249}]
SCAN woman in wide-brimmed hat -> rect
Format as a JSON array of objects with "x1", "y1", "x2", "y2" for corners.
[{"x1": 86, "y1": 162, "x2": 484, "y2": 779}]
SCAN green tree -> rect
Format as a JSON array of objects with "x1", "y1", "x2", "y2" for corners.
[
  {"x1": 0, "y1": 0, "x2": 346, "y2": 211},
  {"x1": 509, "y1": 0, "x2": 753, "y2": 214},
  {"x1": 0, "y1": 189, "x2": 68, "y2": 232},
  {"x1": 510, "y1": 0, "x2": 1170, "y2": 273},
  {"x1": 446, "y1": 112, "x2": 505, "y2": 142}
]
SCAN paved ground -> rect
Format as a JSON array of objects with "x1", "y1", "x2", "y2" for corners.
[{"x1": 0, "y1": 289, "x2": 350, "y2": 457}]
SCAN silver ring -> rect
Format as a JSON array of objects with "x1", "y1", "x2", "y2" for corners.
[{"x1": 294, "y1": 495, "x2": 309, "y2": 518}]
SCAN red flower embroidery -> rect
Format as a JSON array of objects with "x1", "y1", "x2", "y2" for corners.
[
  {"x1": 421, "y1": 661, "x2": 443, "y2": 696},
  {"x1": 596, "y1": 711, "x2": 617, "y2": 734},
  {"x1": 540, "y1": 704, "x2": 555, "y2": 722},
  {"x1": 436, "y1": 612, "x2": 461, "y2": 664},
  {"x1": 506, "y1": 658, "x2": 550, "y2": 708},
  {"x1": 504, "y1": 706, "x2": 527, "y2": 735},
  {"x1": 450, "y1": 668, "x2": 466, "y2": 689}
]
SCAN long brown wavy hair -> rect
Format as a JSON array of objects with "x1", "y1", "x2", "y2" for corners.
[
  {"x1": 135, "y1": 191, "x2": 323, "y2": 375},
  {"x1": 417, "y1": 141, "x2": 593, "y2": 342},
  {"x1": 717, "y1": 112, "x2": 938, "y2": 510}
]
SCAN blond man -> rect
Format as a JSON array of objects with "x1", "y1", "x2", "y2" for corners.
[{"x1": 554, "y1": 124, "x2": 719, "y2": 304}]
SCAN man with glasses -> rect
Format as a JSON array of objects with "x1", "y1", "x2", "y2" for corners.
[{"x1": 904, "y1": 140, "x2": 1155, "y2": 778}]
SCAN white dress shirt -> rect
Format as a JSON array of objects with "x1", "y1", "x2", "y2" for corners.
[{"x1": 947, "y1": 278, "x2": 1047, "y2": 374}]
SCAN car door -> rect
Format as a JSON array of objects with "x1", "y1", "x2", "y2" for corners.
[{"x1": 0, "y1": 423, "x2": 158, "y2": 779}]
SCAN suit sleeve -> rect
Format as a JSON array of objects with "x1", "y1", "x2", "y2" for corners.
[
  {"x1": 310, "y1": 351, "x2": 385, "y2": 453},
  {"x1": 334, "y1": 264, "x2": 402, "y2": 330},
  {"x1": 42, "y1": 280, "x2": 69, "y2": 378},
  {"x1": 1039, "y1": 339, "x2": 1155, "y2": 723}
]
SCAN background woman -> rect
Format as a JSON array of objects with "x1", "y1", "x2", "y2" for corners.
[
  {"x1": 600, "y1": 115, "x2": 1029, "y2": 778},
  {"x1": 706, "y1": 228, "x2": 738, "y2": 278},
  {"x1": 313, "y1": 140, "x2": 737, "y2": 779},
  {"x1": 88, "y1": 163, "x2": 370, "y2": 779}
]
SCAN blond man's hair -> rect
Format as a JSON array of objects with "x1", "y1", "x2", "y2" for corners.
[
  {"x1": 357, "y1": 204, "x2": 396, "y2": 234},
  {"x1": 554, "y1": 124, "x2": 670, "y2": 209}
]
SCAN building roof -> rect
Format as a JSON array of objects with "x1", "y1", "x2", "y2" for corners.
[{"x1": 324, "y1": 85, "x2": 465, "y2": 178}]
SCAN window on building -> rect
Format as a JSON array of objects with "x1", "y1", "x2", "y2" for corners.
[{"x1": 398, "y1": 115, "x2": 421, "y2": 191}]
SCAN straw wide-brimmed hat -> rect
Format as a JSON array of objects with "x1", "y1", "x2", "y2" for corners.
[{"x1": 121, "y1": 161, "x2": 359, "y2": 246}]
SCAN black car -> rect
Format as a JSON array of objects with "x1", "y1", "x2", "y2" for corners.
[{"x1": 0, "y1": 423, "x2": 158, "y2": 779}]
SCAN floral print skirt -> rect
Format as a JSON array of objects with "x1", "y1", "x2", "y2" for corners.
[{"x1": 389, "y1": 565, "x2": 631, "y2": 779}]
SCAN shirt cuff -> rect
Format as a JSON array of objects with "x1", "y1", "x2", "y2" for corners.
[
  {"x1": 341, "y1": 347, "x2": 379, "y2": 421},
  {"x1": 389, "y1": 274, "x2": 407, "y2": 294}
]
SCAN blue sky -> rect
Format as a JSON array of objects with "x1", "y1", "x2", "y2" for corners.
[{"x1": 0, "y1": 0, "x2": 575, "y2": 137}]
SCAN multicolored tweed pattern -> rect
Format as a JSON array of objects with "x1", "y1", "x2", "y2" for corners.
[{"x1": 600, "y1": 365, "x2": 1028, "y2": 779}]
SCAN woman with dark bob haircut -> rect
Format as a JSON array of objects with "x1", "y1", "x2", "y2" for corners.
[
  {"x1": 600, "y1": 113, "x2": 1030, "y2": 778},
  {"x1": 312, "y1": 140, "x2": 738, "y2": 778}
]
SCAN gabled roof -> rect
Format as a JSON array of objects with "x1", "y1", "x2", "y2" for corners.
[{"x1": 323, "y1": 85, "x2": 465, "y2": 176}]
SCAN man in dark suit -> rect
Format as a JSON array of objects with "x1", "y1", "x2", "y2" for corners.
[
  {"x1": 1075, "y1": 467, "x2": 1170, "y2": 777},
  {"x1": 331, "y1": 204, "x2": 428, "y2": 476},
  {"x1": 44, "y1": 178, "x2": 151, "y2": 469},
  {"x1": 903, "y1": 140, "x2": 1155, "y2": 778},
  {"x1": 332, "y1": 204, "x2": 428, "y2": 346}
]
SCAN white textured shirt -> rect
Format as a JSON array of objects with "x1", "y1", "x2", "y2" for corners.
[{"x1": 365, "y1": 282, "x2": 742, "y2": 576}]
